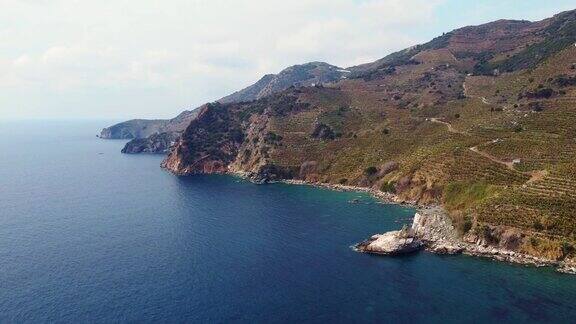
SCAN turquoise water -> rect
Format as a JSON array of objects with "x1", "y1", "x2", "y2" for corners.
[{"x1": 1, "y1": 120, "x2": 576, "y2": 323}]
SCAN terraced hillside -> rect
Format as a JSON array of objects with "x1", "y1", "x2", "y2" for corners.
[{"x1": 163, "y1": 10, "x2": 576, "y2": 261}]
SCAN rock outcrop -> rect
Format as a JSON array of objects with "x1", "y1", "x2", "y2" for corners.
[{"x1": 355, "y1": 227, "x2": 423, "y2": 255}]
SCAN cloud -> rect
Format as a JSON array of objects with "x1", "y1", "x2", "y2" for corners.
[{"x1": 0, "y1": 0, "x2": 448, "y2": 119}]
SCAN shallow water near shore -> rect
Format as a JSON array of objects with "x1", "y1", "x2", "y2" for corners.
[{"x1": 1, "y1": 120, "x2": 576, "y2": 323}]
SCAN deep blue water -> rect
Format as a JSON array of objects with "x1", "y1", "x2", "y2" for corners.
[{"x1": 1, "y1": 120, "x2": 576, "y2": 323}]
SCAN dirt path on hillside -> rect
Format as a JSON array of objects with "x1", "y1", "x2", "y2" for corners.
[
  {"x1": 427, "y1": 117, "x2": 518, "y2": 170},
  {"x1": 468, "y1": 141, "x2": 547, "y2": 184},
  {"x1": 428, "y1": 118, "x2": 468, "y2": 135},
  {"x1": 468, "y1": 145, "x2": 515, "y2": 170}
]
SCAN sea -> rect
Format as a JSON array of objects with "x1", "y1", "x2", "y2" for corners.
[{"x1": 1, "y1": 120, "x2": 576, "y2": 323}]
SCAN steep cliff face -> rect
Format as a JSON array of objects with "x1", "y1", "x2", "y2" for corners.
[
  {"x1": 162, "y1": 90, "x2": 310, "y2": 178},
  {"x1": 162, "y1": 9, "x2": 576, "y2": 261},
  {"x1": 161, "y1": 102, "x2": 249, "y2": 174}
]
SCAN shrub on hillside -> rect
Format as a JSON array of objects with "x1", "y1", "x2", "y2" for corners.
[
  {"x1": 555, "y1": 75, "x2": 576, "y2": 87},
  {"x1": 523, "y1": 88, "x2": 554, "y2": 99},
  {"x1": 364, "y1": 166, "x2": 378, "y2": 176},
  {"x1": 380, "y1": 181, "x2": 396, "y2": 193}
]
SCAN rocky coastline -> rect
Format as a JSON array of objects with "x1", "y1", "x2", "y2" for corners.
[
  {"x1": 165, "y1": 165, "x2": 576, "y2": 275},
  {"x1": 229, "y1": 172, "x2": 576, "y2": 274},
  {"x1": 356, "y1": 206, "x2": 576, "y2": 275},
  {"x1": 281, "y1": 179, "x2": 410, "y2": 205}
]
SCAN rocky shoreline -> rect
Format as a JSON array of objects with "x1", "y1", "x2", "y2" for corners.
[
  {"x1": 356, "y1": 207, "x2": 576, "y2": 275},
  {"x1": 229, "y1": 173, "x2": 576, "y2": 275},
  {"x1": 281, "y1": 179, "x2": 411, "y2": 204},
  {"x1": 182, "y1": 170, "x2": 576, "y2": 275}
]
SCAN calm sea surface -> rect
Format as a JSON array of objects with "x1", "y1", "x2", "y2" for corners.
[{"x1": 1, "y1": 120, "x2": 576, "y2": 323}]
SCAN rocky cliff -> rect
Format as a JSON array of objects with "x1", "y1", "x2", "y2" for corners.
[{"x1": 162, "y1": 9, "x2": 576, "y2": 262}]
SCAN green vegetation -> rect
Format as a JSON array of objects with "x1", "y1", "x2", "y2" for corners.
[
  {"x1": 380, "y1": 181, "x2": 396, "y2": 193},
  {"x1": 443, "y1": 181, "x2": 496, "y2": 211},
  {"x1": 522, "y1": 87, "x2": 554, "y2": 99}
]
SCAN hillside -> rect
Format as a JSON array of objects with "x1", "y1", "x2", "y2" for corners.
[
  {"x1": 99, "y1": 109, "x2": 198, "y2": 140},
  {"x1": 219, "y1": 62, "x2": 348, "y2": 103},
  {"x1": 163, "y1": 9, "x2": 576, "y2": 262},
  {"x1": 101, "y1": 62, "x2": 347, "y2": 154},
  {"x1": 99, "y1": 119, "x2": 170, "y2": 139}
]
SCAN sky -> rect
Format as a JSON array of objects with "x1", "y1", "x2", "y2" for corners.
[{"x1": 0, "y1": 0, "x2": 574, "y2": 120}]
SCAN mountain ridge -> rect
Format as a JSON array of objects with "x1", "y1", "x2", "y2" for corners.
[{"x1": 101, "y1": 62, "x2": 348, "y2": 153}]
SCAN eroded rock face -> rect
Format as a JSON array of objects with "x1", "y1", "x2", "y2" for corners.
[
  {"x1": 412, "y1": 210, "x2": 458, "y2": 242},
  {"x1": 357, "y1": 209, "x2": 575, "y2": 274},
  {"x1": 356, "y1": 229, "x2": 424, "y2": 255}
]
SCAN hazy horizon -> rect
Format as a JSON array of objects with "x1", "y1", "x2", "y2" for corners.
[{"x1": 1, "y1": 0, "x2": 574, "y2": 121}]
